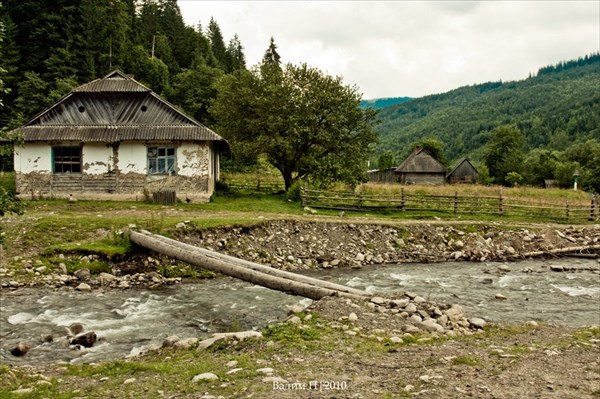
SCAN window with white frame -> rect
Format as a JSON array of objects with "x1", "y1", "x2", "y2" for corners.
[{"x1": 147, "y1": 146, "x2": 176, "y2": 175}]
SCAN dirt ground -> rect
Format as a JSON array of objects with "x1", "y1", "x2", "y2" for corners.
[{"x1": 270, "y1": 296, "x2": 600, "y2": 399}]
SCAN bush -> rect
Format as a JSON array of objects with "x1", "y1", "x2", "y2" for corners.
[
  {"x1": 285, "y1": 181, "x2": 302, "y2": 202},
  {"x1": 505, "y1": 172, "x2": 524, "y2": 187}
]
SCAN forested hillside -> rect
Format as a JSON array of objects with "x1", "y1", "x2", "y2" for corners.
[
  {"x1": 0, "y1": 0, "x2": 244, "y2": 131},
  {"x1": 374, "y1": 54, "x2": 600, "y2": 164},
  {"x1": 1, "y1": 1, "x2": 598, "y2": 191}
]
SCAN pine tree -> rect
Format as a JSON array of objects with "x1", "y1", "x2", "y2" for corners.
[
  {"x1": 207, "y1": 17, "x2": 227, "y2": 71},
  {"x1": 262, "y1": 37, "x2": 281, "y2": 67},
  {"x1": 226, "y1": 34, "x2": 246, "y2": 72}
]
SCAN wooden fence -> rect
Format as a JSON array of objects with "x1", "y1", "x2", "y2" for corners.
[
  {"x1": 300, "y1": 187, "x2": 599, "y2": 222},
  {"x1": 221, "y1": 175, "x2": 285, "y2": 193}
]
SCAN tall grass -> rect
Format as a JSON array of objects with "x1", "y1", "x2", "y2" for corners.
[
  {"x1": 356, "y1": 183, "x2": 592, "y2": 206},
  {"x1": 0, "y1": 172, "x2": 16, "y2": 194}
]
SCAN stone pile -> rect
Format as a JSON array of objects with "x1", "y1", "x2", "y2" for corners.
[
  {"x1": 0, "y1": 263, "x2": 182, "y2": 290},
  {"x1": 176, "y1": 221, "x2": 599, "y2": 272},
  {"x1": 364, "y1": 293, "x2": 488, "y2": 336},
  {"x1": 308, "y1": 294, "x2": 489, "y2": 341}
]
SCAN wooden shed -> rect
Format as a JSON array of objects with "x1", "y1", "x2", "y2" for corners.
[
  {"x1": 446, "y1": 158, "x2": 479, "y2": 184},
  {"x1": 395, "y1": 148, "x2": 447, "y2": 185},
  {"x1": 366, "y1": 168, "x2": 399, "y2": 184},
  {"x1": 9, "y1": 70, "x2": 227, "y2": 202}
]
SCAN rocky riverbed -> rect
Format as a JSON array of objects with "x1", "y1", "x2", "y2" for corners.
[
  {"x1": 174, "y1": 220, "x2": 599, "y2": 269},
  {"x1": 1, "y1": 219, "x2": 599, "y2": 398},
  {"x1": 1, "y1": 220, "x2": 598, "y2": 290}
]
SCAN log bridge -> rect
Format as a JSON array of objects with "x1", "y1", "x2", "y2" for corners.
[{"x1": 129, "y1": 230, "x2": 371, "y2": 300}]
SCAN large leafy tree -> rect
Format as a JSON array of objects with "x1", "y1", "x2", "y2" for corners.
[
  {"x1": 167, "y1": 62, "x2": 223, "y2": 125},
  {"x1": 483, "y1": 124, "x2": 524, "y2": 186},
  {"x1": 211, "y1": 48, "x2": 378, "y2": 190},
  {"x1": 377, "y1": 150, "x2": 395, "y2": 170}
]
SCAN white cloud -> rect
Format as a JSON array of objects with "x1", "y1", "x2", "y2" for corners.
[{"x1": 178, "y1": 0, "x2": 600, "y2": 99}]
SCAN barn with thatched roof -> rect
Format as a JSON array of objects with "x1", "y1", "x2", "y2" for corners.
[
  {"x1": 9, "y1": 70, "x2": 227, "y2": 202},
  {"x1": 395, "y1": 147, "x2": 447, "y2": 185}
]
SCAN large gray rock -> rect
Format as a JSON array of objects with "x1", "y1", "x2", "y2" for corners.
[
  {"x1": 10, "y1": 342, "x2": 31, "y2": 357},
  {"x1": 404, "y1": 303, "x2": 417, "y2": 314},
  {"x1": 390, "y1": 299, "x2": 409, "y2": 308},
  {"x1": 69, "y1": 323, "x2": 84, "y2": 335},
  {"x1": 162, "y1": 335, "x2": 180, "y2": 348},
  {"x1": 370, "y1": 296, "x2": 387, "y2": 306},
  {"x1": 416, "y1": 319, "x2": 445, "y2": 333},
  {"x1": 75, "y1": 283, "x2": 91, "y2": 292},
  {"x1": 444, "y1": 304, "x2": 465, "y2": 323},
  {"x1": 71, "y1": 332, "x2": 97, "y2": 348},
  {"x1": 192, "y1": 372, "x2": 218, "y2": 382},
  {"x1": 469, "y1": 317, "x2": 487, "y2": 329},
  {"x1": 74, "y1": 268, "x2": 91, "y2": 281}
]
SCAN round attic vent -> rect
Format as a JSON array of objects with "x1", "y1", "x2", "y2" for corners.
[
  {"x1": 78, "y1": 106, "x2": 85, "y2": 113},
  {"x1": 141, "y1": 105, "x2": 148, "y2": 112}
]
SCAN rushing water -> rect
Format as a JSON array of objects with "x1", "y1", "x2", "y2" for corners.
[
  {"x1": 1, "y1": 258, "x2": 598, "y2": 365},
  {"x1": 314, "y1": 258, "x2": 600, "y2": 327}
]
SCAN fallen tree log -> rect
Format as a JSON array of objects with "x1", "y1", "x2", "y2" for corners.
[
  {"x1": 130, "y1": 230, "x2": 369, "y2": 300},
  {"x1": 521, "y1": 244, "x2": 600, "y2": 258},
  {"x1": 136, "y1": 230, "x2": 368, "y2": 297}
]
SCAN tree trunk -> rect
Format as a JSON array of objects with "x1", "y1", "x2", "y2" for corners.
[
  {"x1": 521, "y1": 244, "x2": 600, "y2": 258},
  {"x1": 282, "y1": 170, "x2": 293, "y2": 191},
  {"x1": 130, "y1": 230, "x2": 369, "y2": 300},
  {"x1": 136, "y1": 231, "x2": 368, "y2": 297}
]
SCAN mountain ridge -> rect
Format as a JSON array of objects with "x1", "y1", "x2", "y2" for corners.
[{"x1": 370, "y1": 53, "x2": 600, "y2": 165}]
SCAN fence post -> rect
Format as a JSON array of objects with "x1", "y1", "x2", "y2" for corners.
[
  {"x1": 300, "y1": 184, "x2": 306, "y2": 206},
  {"x1": 591, "y1": 195, "x2": 597, "y2": 221},
  {"x1": 257, "y1": 176, "x2": 261, "y2": 192},
  {"x1": 454, "y1": 191, "x2": 458, "y2": 214},
  {"x1": 565, "y1": 203, "x2": 570, "y2": 221},
  {"x1": 498, "y1": 187, "x2": 504, "y2": 217},
  {"x1": 401, "y1": 188, "x2": 405, "y2": 212}
]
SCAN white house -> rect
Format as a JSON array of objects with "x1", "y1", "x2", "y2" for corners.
[{"x1": 9, "y1": 70, "x2": 227, "y2": 202}]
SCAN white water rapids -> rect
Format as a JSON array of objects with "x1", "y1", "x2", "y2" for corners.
[{"x1": 1, "y1": 258, "x2": 598, "y2": 365}]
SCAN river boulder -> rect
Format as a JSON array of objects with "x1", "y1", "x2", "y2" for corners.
[
  {"x1": 74, "y1": 268, "x2": 91, "y2": 281},
  {"x1": 10, "y1": 342, "x2": 31, "y2": 357},
  {"x1": 71, "y1": 332, "x2": 97, "y2": 347}
]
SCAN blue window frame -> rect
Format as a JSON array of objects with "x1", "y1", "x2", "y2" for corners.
[{"x1": 147, "y1": 146, "x2": 176, "y2": 175}]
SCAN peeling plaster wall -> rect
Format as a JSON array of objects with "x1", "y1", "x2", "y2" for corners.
[
  {"x1": 14, "y1": 141, "x2": 215, "y2": 201},
  {"x1": 178, "y1": 142, "x2": 210, "y2": 177},
  {"x1": 83, "y1": 144, "x2": 112, "y2": 175},
  {"x1": 14, "y1": 143, "x2": 51, "y2": 173}
]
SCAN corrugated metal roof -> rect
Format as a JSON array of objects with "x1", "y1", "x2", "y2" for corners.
[
  {"x1": 73, "y1": 70, "x2": 150, "y2": 93},
  {"x1": 9, "y1": 70, "x2": 227, "y2": 146},
  {"x1": 31, "y1": 93, "x2": 195, "y2": 126},
  {"x1": 15, "y1": 125, "x2": 224, "y2": 142}
]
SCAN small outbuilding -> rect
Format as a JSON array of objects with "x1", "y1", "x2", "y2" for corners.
[
  {"x1": 366, "y1": 168, "x2": 398, "y2": 184},
  {"x1": 395, "y1": 147, "x2": 447, "y2": 185},
  {"x1": 446, "y1": 158, "x2": 479, "y2": 184},
  {"x1": 9, "y1": 70, "x2": 227, "y2": 202}
]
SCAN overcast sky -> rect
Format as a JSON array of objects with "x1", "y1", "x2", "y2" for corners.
[{"x1": 178, "y1": 1, "x2": 599, "y2": 99}]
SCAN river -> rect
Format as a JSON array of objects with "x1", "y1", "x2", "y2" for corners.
[{"x1": 1, "y1": 258, "x2": 598, "y2": 365}]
